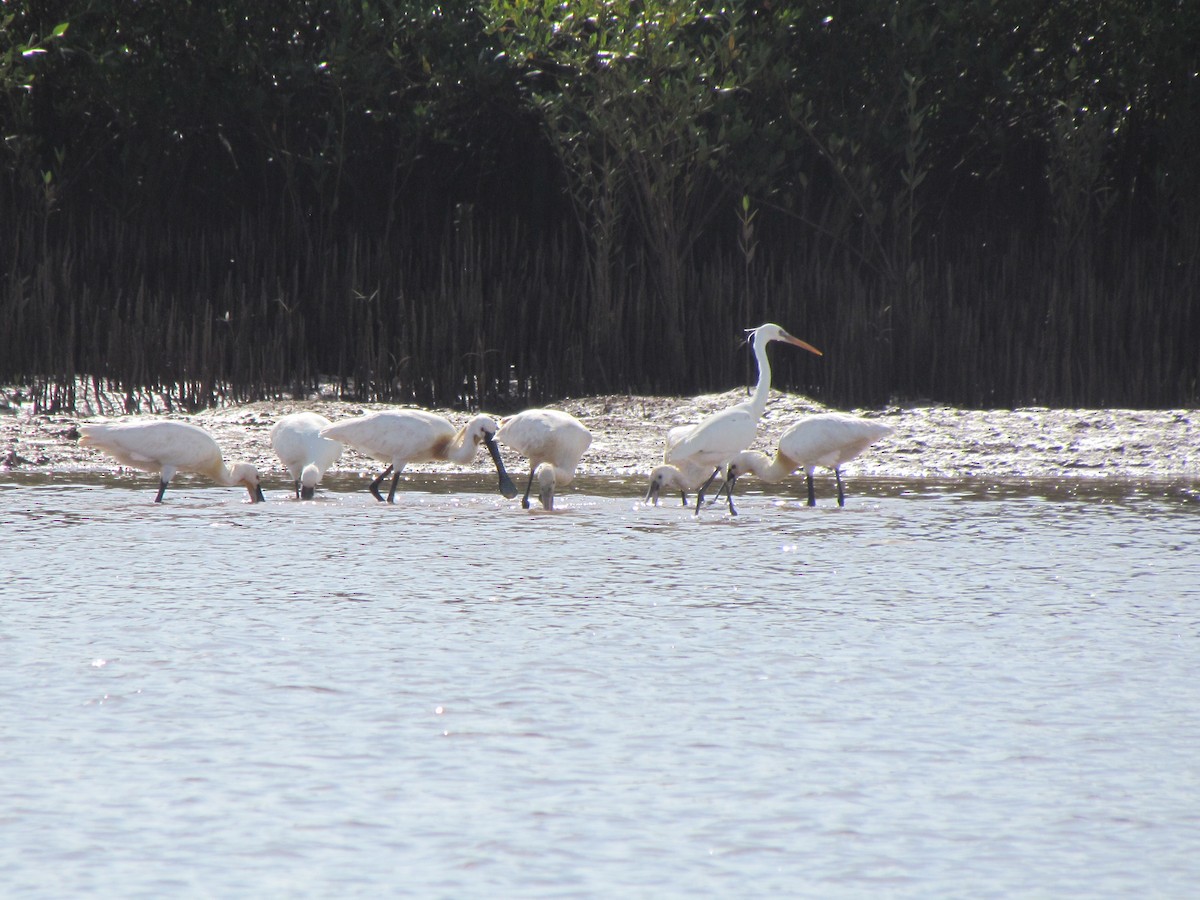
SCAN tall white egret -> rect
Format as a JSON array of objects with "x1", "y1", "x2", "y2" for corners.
[
  {"x1": 496, "y1": 408, "x2": 592, "y2": 510},
  {"x1": 319, "y1": 410, "x2": 516, "y2": 503},
  {"x1": 724, "y1": 412, "x2": 893, "y2": 507},
  {"x1": 78, "y1": 419, "x2": 265, "y2": 503},
  {"x1": 667, "y1": 323, "x2": 821, "y2": 514},
  {"x1": 270, "y1": 412, "x2": 343, "y2": 499}
]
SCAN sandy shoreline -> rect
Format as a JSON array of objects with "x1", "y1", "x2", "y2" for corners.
[{"x1": 2, "y1": 387, "x2": 1196, "y2": 485}]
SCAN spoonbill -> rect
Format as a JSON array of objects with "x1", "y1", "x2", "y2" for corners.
[
  {"x1": 78, "y1": 419, "x2": 266, "y2": 503},
  {"x1": 496, "y1": 408, "x2": 592, "y2": 510},
  {"x1": 724, "y1": 412, "x2": 893, "y2": 507},
  {"x1": 644, "y1": 425, "x2": 716, "y2": 506},
  {"x1": 667, "y1": 323, "x2": 821, "y2": 514},
  {"x1": 319, "y1": 410, "x2": 516, "y2": 503},
  {"x1": 270, "y1": 412, "x2": 343, "y2": 499},
  {"x1": 644, "y1": 462, "x2": 717, "y2": 506}
]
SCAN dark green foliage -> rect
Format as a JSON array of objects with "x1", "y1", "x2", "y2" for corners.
[{"x1": 2, "y1": 0, "x2": 1198, "y2": 411}]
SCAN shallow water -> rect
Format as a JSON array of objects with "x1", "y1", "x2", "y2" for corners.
[{"x1": 2, "y1": 473, "x2": 1199, "y2": 898}]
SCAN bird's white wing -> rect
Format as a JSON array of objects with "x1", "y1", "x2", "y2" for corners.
[
  {"x1": 780, "y1": 415, "x2": 894, "y2": 467},
  {"x1": 667, "y1": 407, "x2": 757, "y2": 465}
]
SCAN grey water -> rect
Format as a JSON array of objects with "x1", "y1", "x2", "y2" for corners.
[{"x1": 1, "y1": 474, "x2": 1198, "y2": 898}]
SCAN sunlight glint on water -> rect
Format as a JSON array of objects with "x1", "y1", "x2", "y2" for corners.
[{"x1": 1, "y1": 477, "x2": 1198, "y2": 897}]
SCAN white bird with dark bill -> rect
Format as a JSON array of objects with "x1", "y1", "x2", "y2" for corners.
[
  {"x1": 319, "y1": 410, "x2": 516, "y2": 503},
  {"x1": 496, "y1": 408, "x2": 592, "y2": 510},
  {"x1": 666, "y1": 323, "x2": 822, "y2": 515},
  {"x1": 270, "y1": 412, "x2": 343, "y2": 499},
  {"x1": 78, "y1": 419, "x2": 266, "y2": 503},
  {"x1": 644, "y1": 425, "x2": 716, "y2": 506},
  {"x1": 644, "y1": 461, "x2": 716, "y2": 506},
  {"x1": 723, "y1": 412, "x2": 893, "y2": 507}
]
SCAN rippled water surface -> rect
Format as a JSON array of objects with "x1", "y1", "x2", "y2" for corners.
[{"x1": 2, "y1": 474, "x2": 1199, "y2": 898}]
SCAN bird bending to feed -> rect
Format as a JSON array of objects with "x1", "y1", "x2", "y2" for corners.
[
  {"x1": 644, "y1": 425, "x2": 717, "y2": 506},
  {"x1": 78, "y1": 419, "x2": 266, "y2": 503},
  {"x1": 644, "y1": 461, "x2": 717, "y2": 506},
  {"x1": 666, "y1": 323, "x2": 821, "y2": 515},
  {"x1": 496, "y1": 408, "x2": 592, "y2": 510},
  {"x1": 270, "y1": 412, "x2": 343, "y2": 499},
  {"x1": 319, "y1": 410, "x2": 517, "y2": 503},
  {"x1": 723, "y1": 412, "x2": 893, "y2": 508}
]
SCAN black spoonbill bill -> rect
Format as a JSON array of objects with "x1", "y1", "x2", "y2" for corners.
[
  {"x1": 667, "y1": 323, "x2": 821, "y2": 514},
  {"x1": 724, "y1": 413, "x2": 893, "y2": 507},
  {"x1": 319, "y1": 410, "x2": 516, "y2": 503},
  {"x1": 78, "y1": 419, "x2": 266, "y2": 503},
  {"x1": 270, "y1": 411, "x2": 343, "y2": 499},
  {"x1": 496, "y1": 408, "x2": 592, "y2": 510}
]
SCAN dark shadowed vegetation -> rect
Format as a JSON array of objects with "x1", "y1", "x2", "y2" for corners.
[{"x1": 3, "y1": 0, "x2": 1198, "y2": 412}]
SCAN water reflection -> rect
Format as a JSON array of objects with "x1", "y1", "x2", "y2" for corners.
[
  {"x1": 5, "y1": 467, "x2": 1199, "y2": 505},
  {"x1": 1, "y1": 476, "x2": 1198, "y2": 897}
]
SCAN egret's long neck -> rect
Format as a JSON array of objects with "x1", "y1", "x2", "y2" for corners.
[{"x1": 747, "y1": 336, "x2": 772, "y2": 421}]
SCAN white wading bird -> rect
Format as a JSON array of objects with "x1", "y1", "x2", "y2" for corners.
[
  {"x1": 496, "y1": 408, "x2": 592, "y2": 510},
  {"x1": 723, "y1": 412, "x2": 893, "y2": 508},
  {"x1": 645, "y1": 425, "x2": 718, "y2": 506},
  {"x1": 666, "y1": 323, "x2": 821, "y2": 515},
  {"x1": 320, "y1": 410, "x2": 517, "y2": 503},
  {"x1": 270, "y1": 411, "x2": 343, "y2": 499},
  {"x1": 78, "y1": 419, "x2": 266, "y2": 503}
]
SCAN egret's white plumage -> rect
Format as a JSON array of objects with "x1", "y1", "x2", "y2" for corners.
[
  {"x1": 725, "y1": 412, "x2": 893, "y2": 507},
  {"x1": 319, "y1": 409, "x2": 515, "y2": 503},
  {"x1": 496, "y1": 409, "x2": 592, "y2": 510},
  {"x1": 667, "y1": 323, "x2": 821, "y2": 514},
  {"x1": 78, "y1": 419, "x2": 265, "y2": 503},
  {"x1": 270, "y1": 412, "x2": 343, "y2": 499}
]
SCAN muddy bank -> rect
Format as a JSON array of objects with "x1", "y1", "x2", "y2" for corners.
[{"x1": 3, "y1": 386, "x2": 1196, "y2": 484}]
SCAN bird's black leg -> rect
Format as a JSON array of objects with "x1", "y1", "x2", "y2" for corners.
[
  {"x1": 386, "y1": 470, "x2": 401, "y2": 504},
  {"x1": 806, "y1": 473, "x2": 817, "y2": 507},
  {"x1": 154, "y1": 479, "x2": 168, "y2": 503},
  {"x1": 723, "y1": 473, "x2": 739, "y2": 516},
  {"x1": 369, "y1": 466, "x2": 393, "y2": 503},
  {"x1": 705, "y1": 472, "x2": 730, "y2": 507},
  {"x1": 521, "y1": 469, "x2": 536, "y2": 509},
  {"x1": 680, "y1": 491, "x2": 688, "y2": 507},
  {"x1": 694, "y1": 467, "x2": 722, "y2": 515},
  {"x1": 835, "y1": 469, "x2": 845, "y2": 507},
  {"x1": 293, "y1": 480, "x2": 300, "y2": 500}
]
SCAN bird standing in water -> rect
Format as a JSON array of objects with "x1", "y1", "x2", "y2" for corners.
[
  {"x1": 645, "y1": 425, "x2": 718, "y2": 506},
  {"x1": 723, "y1": 413, "x2": 893, "y2": 507},
  {"x1": 320, "y1": 410, "x2": 516, "y2": 503},
  {"x1": 496, "y1": 408, "x2": 592, "y2": 510},
  {"x1": 270, "y1": 411, "x2": 343, "y2": 499},
  {"x1": 666, "y1": 323, "x2": 822, "y2": 514},
  {"x1": 79, "y1": 419, "x2": 266, "y2": 503}
]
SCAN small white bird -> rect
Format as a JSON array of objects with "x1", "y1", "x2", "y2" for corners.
[
  {"x1": 270, "y1": 412, "x2": 343, "y2": 499},
  {"x1": 644, "y1": 462, "x2": 716, "y2": 506},
  {"x1": 644, "y1": 425, "x2": 715, "y2": 506},
  {"x1": 724, "y1": 413, "x2": 893, "y2": 507},
  {"x1": 667, "y1": 323, "x2": 821, "y2": 514},
  {"x1": 78, "y1": 419, "x2": 265, "y2": 503},
  {"x1": 319, "y1": 409, "x2": 516, "y2": 503},
  {"x1": 496, "y1": 408, "x2": 592, "y2": 510}
]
